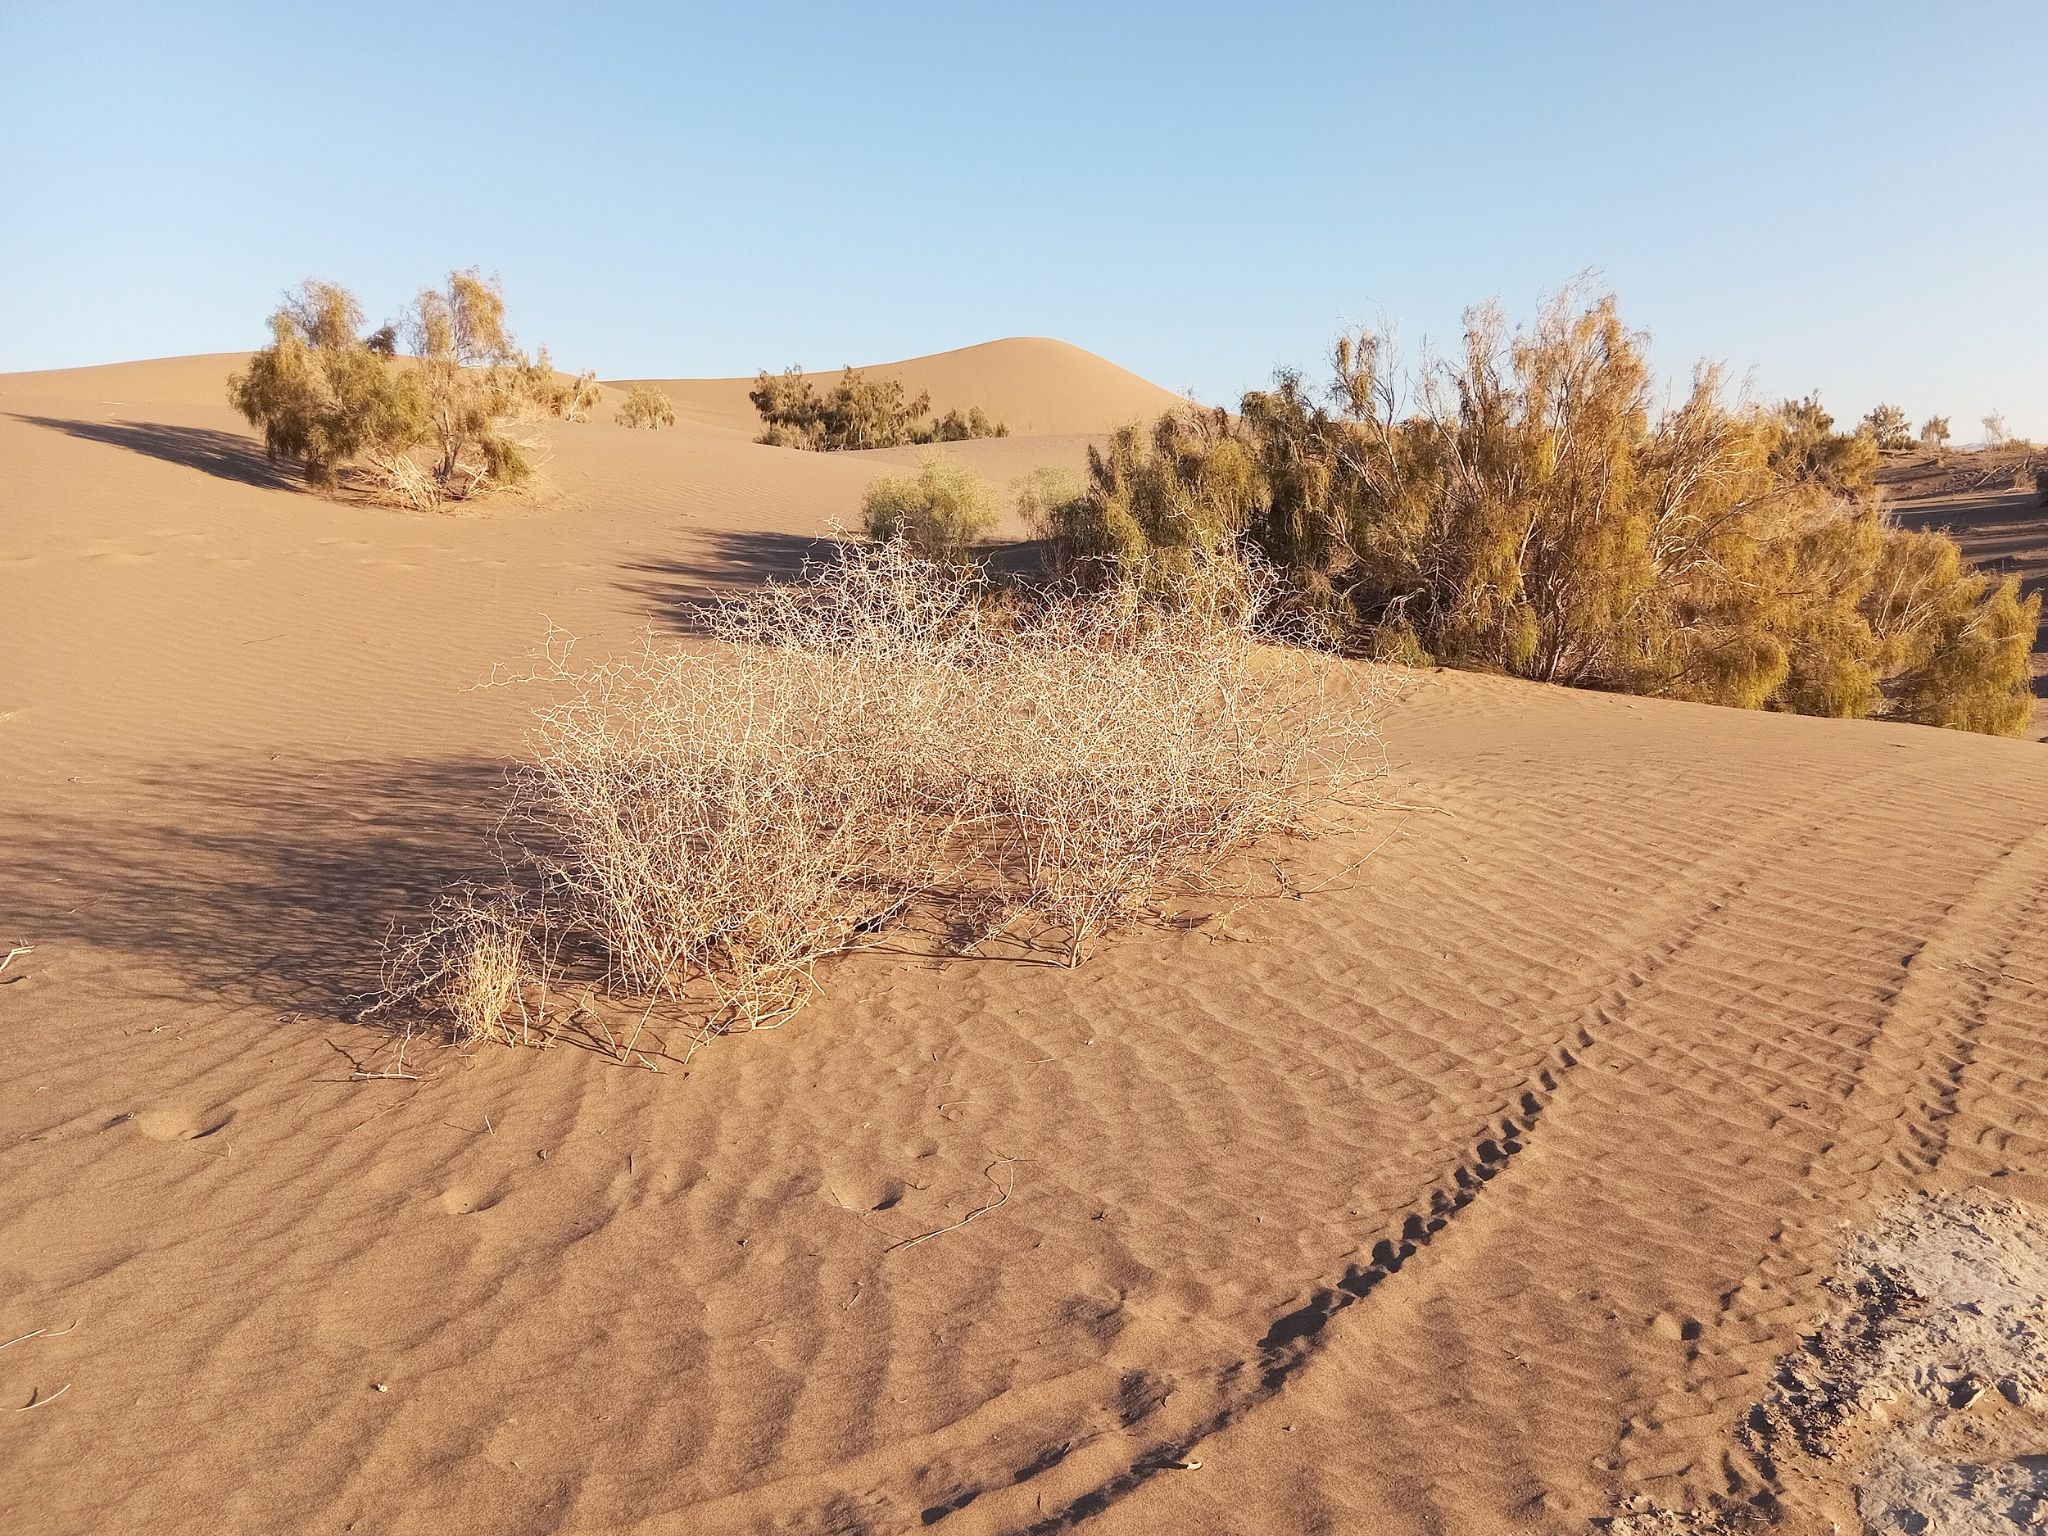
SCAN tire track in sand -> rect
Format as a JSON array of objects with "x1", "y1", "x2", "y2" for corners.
[
  {"x1": 1631, "y1": 813, "x2": 2048, "y2": 1521},
  {"x1": 920, "y1": 761, "x2": 1906, "y2": 1533}
]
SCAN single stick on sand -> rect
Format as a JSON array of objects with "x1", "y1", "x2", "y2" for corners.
[
  {"x1": 0, "y1": 945, "x2": 32, "y2": 977},
  {"x1": 17, "y1": 1383, "x2": 71, "y2": 1411},
  {"x1": 327, "y1": 1037, "x2": 422, "y2": 1083},
  {"x1": 886, "y1": 1158, "x2": 1022, "y2": 1252}
]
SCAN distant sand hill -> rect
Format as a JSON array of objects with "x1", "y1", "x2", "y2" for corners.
[{"x1": 3, "y1": 345, "x2": 2047, "y2": 1536}]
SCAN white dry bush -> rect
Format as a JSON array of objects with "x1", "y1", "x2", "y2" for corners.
[{"x1": 378, "y1": 540, "x2": 1381, "y2": 1059}]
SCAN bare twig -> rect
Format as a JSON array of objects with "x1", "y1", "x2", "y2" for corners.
[
  {"x1": 0, "y1": 1320, "x2": 79, "y2": 1352},
  {"x1": 886, "y1": 1158, "x2": 1023, "y2": 1252},
  {"x1": 327, "y1": 1038, "x2": 422, "y2": 1083},
  {"x1": 351, "y1": 1088, "x2": 423, "y2": 1133}
]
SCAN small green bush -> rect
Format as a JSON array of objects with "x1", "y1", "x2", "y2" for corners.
[
  {"x1": 228, "y1": 282, "x2": 428, "y2": 489},
  {"x1": 1012, "y1": 467, "x2": 1087, "y2": 562},
  {"x1": 862, "y1": 453, "x2": 999, "y2": 559},
  {"x1": 519, "y1": 347, "x2": 603, "y2": 422},
  {"x1": 931, "y1": 406, "x2": 1009, "y2": 442},
  {"x1": 615, "y1": 385, "x2": 677, "y2": 429}
]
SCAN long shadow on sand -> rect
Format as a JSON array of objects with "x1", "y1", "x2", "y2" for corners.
[
  {"x1": 617, "y1": 529, "x2": 834, "y2": 632},
  {"x1": 5, "y1": 754, "x2": 518, "y2": 1021},
  {"x1": 9, "y1": 413, "x2": 300, "y2": 491},
  {"x1": 618, "y1": 529, "x2": 1048, "y2": 635}
]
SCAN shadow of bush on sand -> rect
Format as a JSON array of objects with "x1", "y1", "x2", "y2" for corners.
[
  {"x1": 615, "y1": 528, "x2": 1049, "y2": 636},
  {"x1": 3, "y1": 754, "x2": 521, "y2": 1022},
  {"x1": 9, "y1": 413, "x2": 302, "y2": 491}
]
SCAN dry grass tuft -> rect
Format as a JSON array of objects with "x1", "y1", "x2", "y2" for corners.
[
  {"x1": 378, "y1": 541, "x2": 1381, "y2": 1058},
  {"x1": 376, "y1": 887, "x2": 554, "y2": 1048}
]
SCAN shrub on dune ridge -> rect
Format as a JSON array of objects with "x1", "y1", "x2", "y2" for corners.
[
  {"x1": 375, "y1": 541, "x2": 1380, "y2": 1057},
  {"x1": 521, "y1": 346, "x2": 604, "y2": 423},
  {"x1": 749, "y1": 364, "x2": 1007, "y2": 449},
  {"x1": 615, "y1": 384, "x2": 677, "y2": 428},
  {"x1": 1862, "y1": 403, "x2": 1914, "y2": 451}
]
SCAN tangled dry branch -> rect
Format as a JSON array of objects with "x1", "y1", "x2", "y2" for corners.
[{"x1": 377, "y1": 542, "x2": 1382, "y2": 1059}]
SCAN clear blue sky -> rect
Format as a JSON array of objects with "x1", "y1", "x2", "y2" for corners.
[{"x1": 3, "y1": 1, "x2": 2042, "y2": 438}]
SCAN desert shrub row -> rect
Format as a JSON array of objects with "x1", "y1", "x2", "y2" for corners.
[
  {"x1": 750, "y1": 365, "x2": 1007, "y2": 450},
  {"x1": 1030, "y1": 290, "x2": 2037, "y2": 736}
]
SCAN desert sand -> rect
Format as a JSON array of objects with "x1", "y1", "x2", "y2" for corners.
[{"x1": 4, "y1": 346, "x2": 2047, "y2": 1535}]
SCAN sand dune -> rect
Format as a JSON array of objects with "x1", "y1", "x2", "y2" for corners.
[{"x1": 4, "y1": 353, "x2": 2047, "y2": 1534}]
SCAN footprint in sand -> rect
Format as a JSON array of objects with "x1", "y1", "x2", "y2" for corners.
[
  {"x1": 116, "y1": 1107, "x2": 233, "y2": 1141},
  {"x1": 439, "y1": 1184, "x2": 508, "y2": 1216},
  {"x1": 822, "y1": 1165, "x2": 909, "y2": 1213}
]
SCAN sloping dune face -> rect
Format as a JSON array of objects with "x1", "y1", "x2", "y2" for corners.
[
  {"x1": 3, "y1": 353, "x2": 2048, "y2": 1536},
  {"x1": 610, "y1": 335, "x2": 1189, "y2": 438}
]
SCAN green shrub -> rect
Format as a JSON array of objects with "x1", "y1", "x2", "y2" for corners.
[
  {"x1": 1013, "y1": 466, "x2": 1082, "y2": 531},
  {"x1": 931, "y1": 406, "x2": 1009, "y2": 442},
  {"x1": 1770, "y1": 393, "x2": 1881, "y2": 494},
  {"x1": 861, "y1": 453, "x2": 999, "y2": 558},
  {"x1": 1872, "y1": 532, "x2": 2038, "y2": 735},
  {"x1": 749, "y1": 365, "x2": 1005, "y2": 449},
  {"x1": 228, "y1": 281, "x2": 428, "y2": 489},
  {"x1": 1862, "y1": 403, "x2": 1914, "y2": 450},
  {"x1": 406, "y1": 269, "x2": 538, "y2": 494},
  {"x1": 1048, "y1": 289, "x2": 2038, "y2": 736},
  {"x1": 615, "y1": 385, "x2": 677, "y2": 429},
  {"x1": 228, "y1": 271, "x2": 590, "y2": 507}
]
